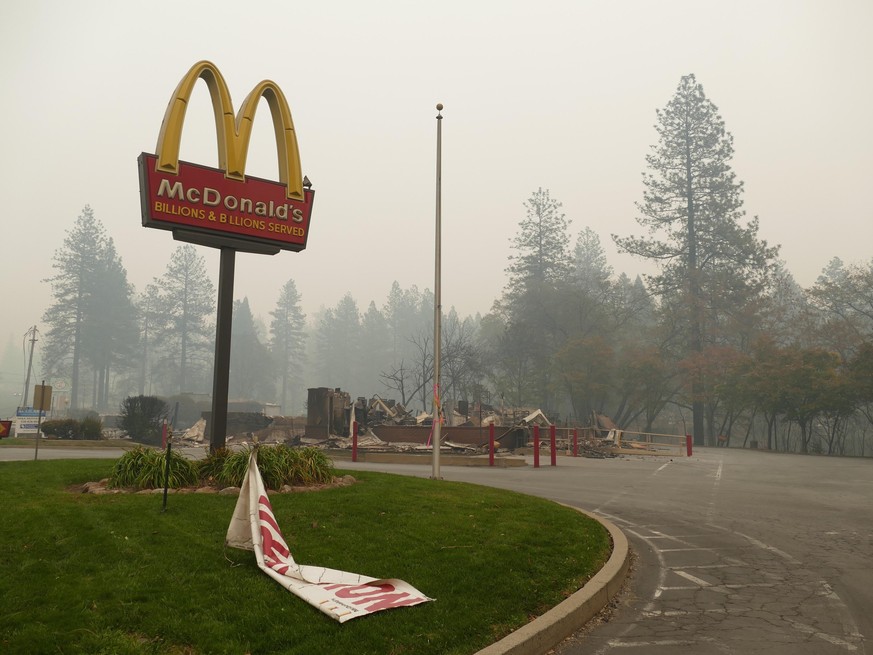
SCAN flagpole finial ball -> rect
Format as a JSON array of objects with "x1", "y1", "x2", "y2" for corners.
[{"x1": 436, "y1": 103, "x2": 443, "y2": 111}]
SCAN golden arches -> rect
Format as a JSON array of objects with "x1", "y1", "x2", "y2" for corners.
[{"x1": 155, "y1": 61, "x2": 304, "y2": 201}]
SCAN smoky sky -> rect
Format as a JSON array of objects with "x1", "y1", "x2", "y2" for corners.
[{"x1": 1, "y1": 0, "x2": 871, "y2": 374}]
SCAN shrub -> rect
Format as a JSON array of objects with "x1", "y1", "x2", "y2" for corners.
[
  {"x1": 68, "y1": 409, "x2": 100, "y2": 422},
  {"x1": 120, "y1": 395, "x2": 169, "y2": 445},
  {"x1": 215, "y1": 447, "x2": 252, "y2": 488},
  {"x1": 288, "y1": 447, "x2": 335, "y2": 485},
  {"x1": 109, "y1": 445, "x2": 199, "y2": 489},
  {"x1": 39, "y1": 417, "x2": 103, "y2": 440},
  {"x1": 40, "y1": 418, "x2": 80, "y2": 440},
  {"x1": 109, "y1": 446, "x2": 158, "y2": 487},
  {"x1": 197, "y1": 447, "x2": 231, "y2": 485},
  {"x1": 214, "y1": 445, "x2": 334, "y2": 489},
  {"x1": 79, "y1": 416, "x2": 103, "y2": 439}
]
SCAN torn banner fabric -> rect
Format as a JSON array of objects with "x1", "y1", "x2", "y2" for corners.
[{"x1": 225, "y1": 451, "x2": 432, "y2": 622}]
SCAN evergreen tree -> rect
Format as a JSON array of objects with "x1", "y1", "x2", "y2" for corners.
[
  {"x1": 152, "y1": 244, "x2": 215, "y2": 395},
  {"x1": 495, "y1": 188, "x2": 573, "y2": 410},
  {"x1": 81, "y1": 237, "x2": 139, "y2": 409},
  {"x1": 269, "y1": 278, "x2": 307, "y2": 414},
  {"x1": 613, "y1": 74, "x2": 777, "y2": 445},
  {"x1": 136, "y1": 284, "x2": 162, "y2": 396},
  {"x1": 360, "y1": 301, "x2": 392, "y2": 395},
  {"x1": 811, "y1": 256, "x2": 873, "y2": 349},
  {"x1": 383, "y1": 282, "x2": 430, "y2": 367},
  {"x1": 315, "y1": 293, "x2": 361, "y2": 391},
  {"x1": 504, "y1": 188, "x2": 571, "y2": 296},
  {"x1": 572, "y1": 227, "x2": 613, "y2": 297},
  {"x1": 42, "y1": 206, "x2": 106, "y2": 409},
  {"x1": 762, "y1": 263, "x2": 814, "y2": 347},
  {"x1": 230, "y1": 297, "x2": 273, "y2": 401}
]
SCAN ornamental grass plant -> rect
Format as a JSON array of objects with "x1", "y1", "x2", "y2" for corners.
[
  {"x1": 107, "y1": 444, "x2": 334, "y2": 491},
  {"x1": 213, "y1": 444, "x2": 335, "y2": 489},
  {"x1": 0, "y1": 458, "x2": 611, "y2": 655},
  {"x1": 108, "y1": 445, "x2": 200, "y2": 490}
]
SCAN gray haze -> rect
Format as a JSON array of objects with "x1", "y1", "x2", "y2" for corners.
[{"x1": 1, "y1": 0, "x2": 871, "y2": 386}]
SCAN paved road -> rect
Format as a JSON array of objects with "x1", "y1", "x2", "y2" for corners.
[
  {"x1": 3, "y1": 445, "x2": 870, "y2": 653},
  {"x1": 338, "y1": 448, "x2": 871, "y2": 654},
  {"x1": 0, "y1": 446, "x2": 205, "y2": 461}
]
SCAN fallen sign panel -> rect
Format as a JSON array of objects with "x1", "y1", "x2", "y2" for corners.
[{"x1": 226, "y1": 450, "x2": 432, "y2": 622}]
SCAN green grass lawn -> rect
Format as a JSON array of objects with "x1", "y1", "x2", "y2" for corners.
[{"x1": 0, "y1": 459, "x2": 611, "y2": 655}]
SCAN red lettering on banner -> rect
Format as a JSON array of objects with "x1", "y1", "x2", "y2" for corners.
[
  {"x1": 354, "y1": 593, "x2": 422, "y2": 612},
  {"x1": 328, "y1": 583, "x2": 396, "y2": 598},
  {"x1": 258, "y1": 509, "x2": 282, "y2": 534},
  {"x1": 257, "y1": 494, "x2": 291, "y2": 564},
  {"x1": 261, "y1": 524, "x2": 290, "y2": 561}
]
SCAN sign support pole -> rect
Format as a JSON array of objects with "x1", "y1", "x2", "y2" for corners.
[
  {"x1": 210, "y1": 248, "x2": 235, "y2": 452},
  {"x1": 33, "y1": 380, "x2": 50, "y2": 461}
]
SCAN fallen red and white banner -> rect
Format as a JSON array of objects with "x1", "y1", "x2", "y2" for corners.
[{"x1": 226, "y1": 451, "x2": 432, "y2": 622}]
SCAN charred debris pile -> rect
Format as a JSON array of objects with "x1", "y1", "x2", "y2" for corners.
[{"x1": 174, "y1": 387, "x2": 617, "y2": 458}]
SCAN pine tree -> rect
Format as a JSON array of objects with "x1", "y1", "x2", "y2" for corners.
[
  {"x1": 505, "y1": 188, "x2": 571, "y2": 296},
  {"x1": 230, "y1": 297, "x2": 273, "y2": 401},
  {"x1": 42, "y1": 206, "x2": 106, "y2": 410},
  {"x1": 572, "y1": 227, "x2": 612, "y2": 297},
  {"x1": 136, "y1": 284, "x2": 162, "y2": 396},
  {"x1": 152, "y1": 244, "x2": 215, "y2": 395},
  {"x1": 315, "y1": 294, "x2": 361, "y2": 391},
  {"x1": 269, "y1": 279, "x2": 307, "y2": 414},
  {"x1": 613, "y1": 74, "x2": 777, "y2": 445},
  {"x1": 81, "y1": 237, "x2": 139, "y2": 409},
  {"x1": 360, "y1": 301, "x2": 392, "y2": 396},
  {"x1": 496, "y1": 188, "x2": 573, "y2": 409}
]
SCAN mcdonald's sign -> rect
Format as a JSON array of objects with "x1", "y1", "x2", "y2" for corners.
[{"x1": 138, "y1": 61, "x2": 314, "y2": 252}]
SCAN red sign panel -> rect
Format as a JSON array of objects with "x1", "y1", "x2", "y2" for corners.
[
  {"x1": 138, "y1": 153, "x2": 315, "y2": 252},
  {"x1": 0, "y1": 420, "x2": 11, "y2": 438}
]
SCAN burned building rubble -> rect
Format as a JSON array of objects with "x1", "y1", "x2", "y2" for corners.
[
  {"x1": 298, "y1": 387, "x2": 617, "y2": 457},
  {"x1": 173, "y1": 386, "x2": 618, "y2": 457}
]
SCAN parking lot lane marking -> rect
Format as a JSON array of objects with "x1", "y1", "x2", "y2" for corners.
[{"x1": 673, "y1": 570, "x2": 712, "y2": 586}]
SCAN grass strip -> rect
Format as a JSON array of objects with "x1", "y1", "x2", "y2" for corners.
[{"x1": 0, "y1": 459, "x2": 610, "y2": 655}]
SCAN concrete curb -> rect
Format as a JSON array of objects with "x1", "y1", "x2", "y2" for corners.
[
  {"x1": 328, "y1": 449, "x2": 527, "y2": 467},
  {"x1": 473, "y1": 508, "x2": 630, "y2": 655}
]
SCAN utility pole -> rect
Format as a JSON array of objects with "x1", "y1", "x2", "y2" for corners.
[{"x1": 21, "y1": 326, "x2": 38, "y2": 410}]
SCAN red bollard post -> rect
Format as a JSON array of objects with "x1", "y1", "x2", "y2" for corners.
[
  {"x1": 573, "y1": 428, "x2": 579, "y2": 457},
  {"x1": 533, "y1": 425, "x2": 540, "y2": 468},
  {"x1": 352, "y1": 421, "x2": 359, "y2": 462},
  {"x1": 686, "y1": 433, "x2": 692, "y2": 457},
  {"x1": 489, "y1": 423, "x2": 495, "y2": 466},
  {"x1": 550, "y1": 424, "x2": 557, "y2": 466}
]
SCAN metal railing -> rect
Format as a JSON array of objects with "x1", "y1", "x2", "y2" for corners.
[{"x1": 611, "y1": 429, "x2": 687, "y2": 456}]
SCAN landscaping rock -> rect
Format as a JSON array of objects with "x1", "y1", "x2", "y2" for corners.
[{"x1": 219, "y1": 486, "x2": 241, "y2": 496}]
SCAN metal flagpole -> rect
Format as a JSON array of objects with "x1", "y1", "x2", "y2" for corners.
[{"x1": 432, "y1": 103, "x2": 443, "y2": 480}]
